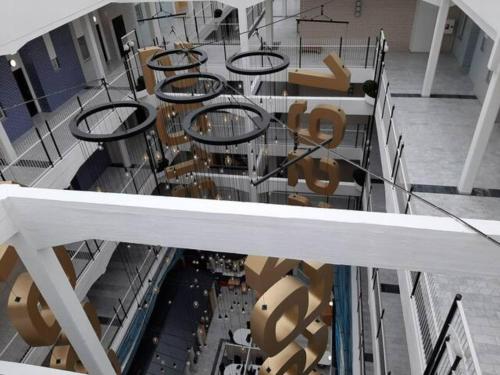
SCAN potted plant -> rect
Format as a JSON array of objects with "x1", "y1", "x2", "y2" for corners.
[
  {"x1": 135, "y1": 75, "x2": 147, "y2": 98},
  {"x1": 363, "y1": 80, "x2": 378, "y2": 105}
]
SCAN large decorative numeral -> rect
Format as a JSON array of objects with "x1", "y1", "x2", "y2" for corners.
[
  {"x1": 288, "y1": 52, "x2": 351, "y2": 92},
  {"x1": 156, "y1": 103, "x2": 208, "y2": 147},
  {"x1": 172, "y1": 178, "x2": 217, "y2": 199},
  {"x1": 7, "y1": 246, "x2": 76, "y2": 346},
  {"x1": 2, "y1": 244, "x2": 121, "y2": 373},
  {"x1": 165, "y1": 147, "x2": 212, "y2": 180},
  {"x1": 288, "y1": 150, "x2": 340, "y2": 195},
  {"x1": 0, "y1": 244, "x2": 18, "y2": 282},
  {"x1": 288, "y1": 100, "x2": 346, "y2": 149},
  {"x1": 245, "y1": 256, "x2": 333, "y2": 375}
]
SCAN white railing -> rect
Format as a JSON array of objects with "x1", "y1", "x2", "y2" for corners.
[
  {"x1": 0, "y1": 70, "x2": 131, "y2": 187},
  {"x1": 374, "y1": 55, "x2": 482, "y2": 375}
]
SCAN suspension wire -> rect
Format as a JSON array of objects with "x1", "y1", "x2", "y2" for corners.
[
  {"x1": 219, "y1": 81, "x2": 500, "y2": 248},
  {"x1": 111, "y1": 7, "x2": 500, "y2": 247},
  {"x1": 185, "y1": 0, "x2": 338, "y2": 51}
]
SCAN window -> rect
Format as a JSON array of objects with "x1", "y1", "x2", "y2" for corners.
[
  {"x1": 51, "y1": 57, "x2": 61, "y2": 71},
  {"x1": 458, "y1": 15, "x2": 468, "y2": 41},
  {"x1": 0, "y1": 102, "x2": 6, "y2": 121},
  {"x1": 135, "y1": 4, "x2": 144, "y2": 20},
  {"x1": 486, "y1": 70, "x2": 493, "y2": 84},
  {"x1": 480, "y1": 35, "x2": 489, "y2": 52},
  {"x1": 77, "y1": 36, "x2": 91, "y2": 61}
]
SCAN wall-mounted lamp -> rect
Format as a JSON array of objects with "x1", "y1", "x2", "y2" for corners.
[
  {"x1": 92, "y1": 15, "x2": 97, "y2": 23},
  {"x1": 8, "y1": 59, "x2": 17, "y2": 68}
]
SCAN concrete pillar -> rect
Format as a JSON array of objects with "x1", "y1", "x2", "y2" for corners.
[
  {"x1": 421, "y1": 0, "x2": 450, "y2": 97},
  {"x1": 83, "y1": 15, "x2": 106, "y2": 80},
  {"x1": 148, "y1": 2, "x2": 163, "y2": 45},
  {"x1": 264, "y1": 0, "x2": 274, "y2": 45},
  {"x1": 237, "y1": 6, "x2": 257, "y2": 201},
  {"x1": 458, "y1": 69, "x2": 500, "y2": 193},
  {"x1": 11, "y1": 234, "x2": 115, "y2": 375},
  {"x1": 118, "y1": 140, "x2": 132, "y2": 168},
  {"x1": 0, "y1": 120, "x2": 17, "y2": 163},
  {"x1": 238, "y1": 6, "x2": 250, "y2": 53}
]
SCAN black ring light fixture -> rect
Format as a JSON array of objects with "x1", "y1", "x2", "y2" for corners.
[
  {"x1": 155, "y1": 72, "x2": 227, "y2": 104},
  {"x1": 147, "y1": 48, "x2": 208, "y2": 72},
  {"x1": 182, "y1": 102, "x2": 271, "y2": 145},
  {"x1": 225, "y1": 51, "x2": 290, "y2": 76},
  {"x1": 70, "y1": 101, "x2": 157, "y2": 142}
]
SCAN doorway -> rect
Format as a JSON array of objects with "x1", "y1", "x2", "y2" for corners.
[
  {"x1": 112, "y1": 15, "x2": 127, "y2": 56},
  {"x1": 13, "y1": 68, "x2": 38, "y2": 117},
  {"x1": 95, "y1": 23, "x2": 109, "y2": 62}
]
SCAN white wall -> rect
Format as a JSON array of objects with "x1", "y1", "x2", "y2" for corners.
[
  {"x1": 469, "y1": 31, "x2": 494, "y2": 102},
  {"x1": 409, "y1": 0, "x2": 438, "y2": 52}
]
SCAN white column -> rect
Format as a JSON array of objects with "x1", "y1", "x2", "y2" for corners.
[
  {"x1": 148, "y1": 2, "x2": 163, "y2": 45},
  {"x1": 458, "y1": 69, "x2": 500, "y2": 193},
  {"x1": 421, "y1": 0, "x2": 450, "y2": 97},
  {"x1": 237, "y1": 5, "x2": 258, "y2": 201},
  {"x1": 0, "y1": 120, "x2": 17, "y2": 163},
  {"x1": 264, "y1": 0, "x2": 274, "y2": 45},
  {"x1": 238, "y1": 6, "x2": 250, "y2": 53},
  {"x1": 83, "y1": 15, "x2": 106, "y2": 80},
  {"x1": 118, "y1": 140, "x2": 132, "y2": 168},
  {"x1": 11, "y1": 234, "x2": 115, "y2": 375}
]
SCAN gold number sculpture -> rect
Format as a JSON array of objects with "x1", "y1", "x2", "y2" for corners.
[
  {"x1": 2, "y1": 244, "x2": 121, "y2": 373},
  {"x1": 245, "y1": 256, "x2": 333, "y2": 375},
  {"x1": 288, "y1": 52, "x2": 351, "y2": 92}
]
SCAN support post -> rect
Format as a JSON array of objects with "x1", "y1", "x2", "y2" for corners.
[
  {"x1": 421, "y1": 0, "x2": 450, "y2": 97},
  {"x1": 11, "y1": 234, "x2": 115, "y2": 375},
  {"x1": 458, "y1": 69, "x2": 500, "y2": 193},
  {"x1": 83, "y1": 15, "x2": 106, "y2": 80},
  {"x1": 148, "y1": 2, "x2": 163, "y2": 44},
  {"x1": 264, "y1": 0, "x2": 274, "y2": 45},
  {"x1": 0, "y1": 120, "x2": 17, "y2": 163}
]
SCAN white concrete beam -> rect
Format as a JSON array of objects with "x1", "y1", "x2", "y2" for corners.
[
  {"x1": 1, "y1": 184, "x2": 500, "y2": 276},
  {"x1": 458, "y1": 69, "x2": 500, "y2": 193},
  {"x1": 421, "y1": 0, "x2": 450, "y2": 97}
]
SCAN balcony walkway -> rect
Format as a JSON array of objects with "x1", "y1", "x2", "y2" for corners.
[{"x1": 385, "y1": 51, "x2": 500, "y2": 375}]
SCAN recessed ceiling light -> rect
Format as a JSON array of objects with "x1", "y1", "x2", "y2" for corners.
[{"x1": 9, "y1": 59, "x2": 16, "y2": 68}]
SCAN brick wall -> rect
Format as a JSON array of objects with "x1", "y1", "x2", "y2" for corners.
[
  {"x1": 19, "y1": 24, "x2": 86, "y2": 112},
  {"x1": 300, "y1": 0, "x2": 417, "y2": 51},
  {"x1": 0, "y1": 57, "x2": 34, "y2": 141}
]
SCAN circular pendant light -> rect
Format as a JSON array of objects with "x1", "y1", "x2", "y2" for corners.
[
  {"x1": 225, "y1": 50, "x2": 290, "y2": 76},
  {"x1": 182, "y1": 102, "x2": 271, "y2": 145},
  {"x1": 155, "y1": 72, "x2": 226, "y2": 104},
  {"x1": 70, "y1": 101, "x2": 157, "y2": 142},
  {"x1": 147, "y1": 48, "x2": 208, "y2": 72}
]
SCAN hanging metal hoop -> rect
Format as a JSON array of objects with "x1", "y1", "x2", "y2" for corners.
[
  {"x1": 70, "y1": 101, "x2": 157, "y2": 142},
  {"x1": 182, "y1": 102, "x2": 271, "y2": 145},
  {"x1": 225, "y1": 50, "x2": 290, "y2": 76},
  {"x1": 155, "y1": 72, "x2": 227, "y2": 104},
  {"x1": 147, "y1": 48, "x2": 208, "y2": 72}
]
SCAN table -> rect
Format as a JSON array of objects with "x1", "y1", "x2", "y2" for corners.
[
  {"x1": 233, "y1": 328, "x2": 252, "y2": 346},
  {"x1": 224, "y1": 364, "x2": 260, "y2": 375},
  {"x1": 224, "y1": 364, "x2": 244, "y2": 375},
  {"x1": 318, "y1": 350, "x2": 332, "y2": 366}
]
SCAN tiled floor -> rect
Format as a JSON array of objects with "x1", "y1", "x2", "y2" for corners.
[{"x1": 384, "y1": 51, "x2": 500, "y2": 375}]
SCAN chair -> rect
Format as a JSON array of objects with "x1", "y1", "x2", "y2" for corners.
[
  {"x1": 234, "y1": 355, "x2": 242, "y2": 364},
  {"x1": 255, "y1": 357, "x2": 263, "y2": 366},
  {"x1": 246, "y1": 321, "x2": 251, "y2": 330},
  {"x1": 228, "y1": 329, "x2": 235, "y2": 344},
  {"x1": 245, "y1": 333, "x2": 251, "y2": 343}
]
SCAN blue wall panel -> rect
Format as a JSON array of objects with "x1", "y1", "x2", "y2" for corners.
[
  {"x1": 20, "y1": 24, "x2": 85, "y2": 113},
  {"x1": 0, "y1": 57, "x2": 34, "y2": 142}
]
